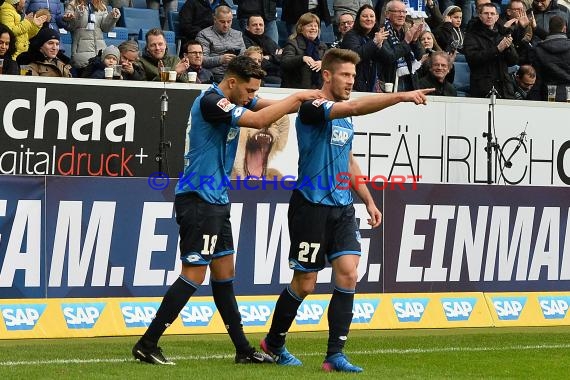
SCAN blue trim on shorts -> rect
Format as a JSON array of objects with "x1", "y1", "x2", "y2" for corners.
[
  {"x1": 334, "y1": 285, "x2": 355, "y2": 294},
  {"x1": 329, "y1": 250, "x2": 361, "y2": 261},
  {"x1": 181, "y1": 252, "x2": 210, "y2": 265},
  {"x1": 212, "y1": 250, "x2": 235, "y2": 259},
  {"x1": 286, "y1": 285, "x2": 304, "y2": 302},
  {"x1": 288, "y1": 258, "x2": 322, "y2": 272},
  {"x1": 211, "y1": 277, "x2": 235, "y2": 284},
  {"x1": 179, "y1": 275, "x2": 200, "y2": 289}
]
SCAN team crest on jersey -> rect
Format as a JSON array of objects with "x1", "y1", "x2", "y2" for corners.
[
  {"x1": 217, "y1": 98, "x2": 236, "y2": 112},
  {"x1": 227, "y1": 127, "x2": 239, "y2": 142}
]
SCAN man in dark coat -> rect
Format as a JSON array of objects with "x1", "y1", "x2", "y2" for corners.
[
  {"x1": 418, "y1": 51, "x2": 457, "y2": 96},
  {"x1": 179, "y1": 0, "x2": 228, "y2": 43},
  {"x1": 235, "y1": 0, "x2": 278, "y2": 43},
  {"x1": 530, "y1": 15, "x2": 570, "y2": 100},
  {"x1": 463, "y1": 3, "x2": 519, "y2": 99}
]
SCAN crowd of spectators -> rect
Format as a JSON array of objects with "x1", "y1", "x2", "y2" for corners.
[{"x1": 1, "y1": 0, "x2": 570, "y2": 101}]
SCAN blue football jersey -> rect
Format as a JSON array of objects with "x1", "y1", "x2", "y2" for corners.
[
  {"x1": 295, "y1": 99, "x2": 354, "y2": 206},
  {"x1": 176, "y1": 83, "x2": 258, "y2": 204}
]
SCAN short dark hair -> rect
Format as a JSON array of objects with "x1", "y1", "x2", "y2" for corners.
[
  {"x1": 145, "y1": 28, "x2": 165, "y2": 43},
  {"x1": 321, "y1": 48, "x2": 360, "y2": 73},
  {"x1": 225, "y1": 55, "x2": 266, "y2": 81},
  {"x1": 247, "y1": 14, "x2": 264, "y2": 26},
  {"x1": 479, "y1": 2, "x2": 498, "y2": 14},
  {"x1": 549, "y1": 15, "x2": 566, "y2": 34},
  {"x1": 182, "y1": 39, "x2": 202, "y2": 53}
]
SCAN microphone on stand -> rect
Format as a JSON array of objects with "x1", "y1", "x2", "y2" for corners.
[{"x1": 160, "y1": 91, "x2": 169, "y2": 117}]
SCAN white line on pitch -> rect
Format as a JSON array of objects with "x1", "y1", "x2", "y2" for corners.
[{"x1": 1, "y1": 343, "x2": 570, "y2": 366}]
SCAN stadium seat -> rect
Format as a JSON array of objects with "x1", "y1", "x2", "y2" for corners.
[
  {"x1": 105, "y1": 38, "x2": 126, "y2": 48},
  {"x1": 453, "y1": 61, "x2": 471, "y2": 97},
  {"x1": 178, "y1": 0, "x2": 185, "y2": 11},
  {"x1": 60, "y1": 31, "x2": 72, "y2": 45},
  {"x1": 118, "y1": 7, "x2": 161, "y2": 36},
  {"x1": 106, "y1": 26, "x2": 129, "y2": 40},
  {"x1": 320, "y1": 22, "x2": 335, "y2": 46},
  {"x1": 166, "y1": 10, "x2": 179, "y2": 32}
]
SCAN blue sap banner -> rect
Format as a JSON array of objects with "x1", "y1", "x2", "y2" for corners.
[
  {"x1": 384, "y1": 184, "x2": 570, "y2": 293},
  {"x1": 0, "y1": 176, "x2": 383, "y2": 299}
]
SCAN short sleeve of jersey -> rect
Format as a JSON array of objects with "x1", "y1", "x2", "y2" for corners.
[
  {"x1": 200, "y1": 91, "x2": 247, "y2": 126},
  {"x1": 298, "y1": 99, "x2": 334, "y2": 125}
]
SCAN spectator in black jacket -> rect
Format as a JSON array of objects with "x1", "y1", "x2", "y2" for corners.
[
  {"x1": 179, "y1": 0, "x2": 228, "y2": 43},
  {"x1": 118, "y1": 40, "x2": 146, "y2": 81},
  {"x1": 340, "y1": 4, "x2": 389, "y2": 92},
  {"x1": 418, "y1": 51, "x2": 457, "y2": 96},
  {"x1": 236, "y1": 0, "x2": 278, "y2": 44},
  {"x1": 463, "y1": 3, "x2": 519, "y2": 98},
  {"x1": 531, "y1": 0, "x2": 570, "y2": 43},
  {"x1": 243, "y1": 14, "x2": 281, "y2": 85},
  {"x1": 531, "y1": 15, "x2": 570, "y2": 100},
  {"x1": 281, "y1": 0, "x2": 331, "y2": 35}
]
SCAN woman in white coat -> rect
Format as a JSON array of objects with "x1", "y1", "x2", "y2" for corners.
[{"x1": 63, "y1": 0, "x2": 120, "y2": 73}]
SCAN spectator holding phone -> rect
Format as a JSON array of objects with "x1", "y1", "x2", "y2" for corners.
[{"x1": 197, "y1": 5, "x2": 246, "y2": 83}]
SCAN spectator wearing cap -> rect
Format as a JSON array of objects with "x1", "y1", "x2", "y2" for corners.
[
  {"x1": 16, "y1": 25, "x2": 72, "y2": 77},
  {"x1": 1, "y1": 0, "x2": 47, "y2": 58},
  {"x1": 82, "y1": 44, "x2": 120, "y2": 79}
]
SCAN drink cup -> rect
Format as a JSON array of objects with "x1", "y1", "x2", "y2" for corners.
[
  {"x1": 113, "y1": 64, "x2": 122, "y2": 79},
  {"x1": 188, "y1": 71, "x2": 197, "y2": 83},
  {"x1": 547, "y1": 85, "x2": 556, "y2": 102},
  {"x1": 104, "y1": 67, "x2": 113, "y2": 79},
  {"x1": 0, "y1": 58, "x2": 4, "y2": 75},
  {"x1": 384, "y1": 82, "x2": 394, "y2": 93},
  {"x1": 20, "y1": 65, "x2": 32, "y2": 76},
  {"x1": 168, "y1": 70, "x2": 177, "y2": 82},
  {"x1": 159, "y1": 66, "x2": 170, "y2": 82}
]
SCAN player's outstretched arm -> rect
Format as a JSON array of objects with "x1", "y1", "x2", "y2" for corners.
[
  {"x1": 238, "y1": 90, "x2": 323, "y2": 130},
  {"x1": 328, "y1": 88, "x2": 434, "y2": 120},
  {"x1": 348, "y1": 152, "x2": 382, "y2": 228}
]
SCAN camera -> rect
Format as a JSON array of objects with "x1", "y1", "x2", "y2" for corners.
[{"x1": 446, "y1": 40, "x2": 461, "y2": 54}]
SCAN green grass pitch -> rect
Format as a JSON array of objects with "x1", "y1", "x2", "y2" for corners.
[{"x1": 2, "y1": 327, "x2": 570, "y2": 379}]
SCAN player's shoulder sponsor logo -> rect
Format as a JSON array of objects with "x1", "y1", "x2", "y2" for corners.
[{"x1": 217, "y1": 98, "x2": 236, "y2": 112}]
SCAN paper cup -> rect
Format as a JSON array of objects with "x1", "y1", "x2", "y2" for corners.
[
  {"x1": 168, "y1": 70, "x2": 177, "y2": 82},
  {"x1": 384, "y1": 82, "x2": 394, "y2": 93},
  {"x1": 188, "y1": 71, "x2": 198, "y2": 83},
  {"x1": 104, "y1": 67, "x2": 114, "y2": 79}
]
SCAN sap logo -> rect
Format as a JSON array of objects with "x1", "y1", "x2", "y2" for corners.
[
  {"x1": 352, "y1": 299, "x2": 379, "y2": 324},
  {"x1": 330, "y1": 125, "x2": 351, "y2": 146},
  {"x1": 62, "y1": 303, "x2": 105, "y2": 329},
  {"x1": 538, "y1": 296, "x2": 570, "y2": 320},
  {"x1": 296, "y1": 300, "x2": 328, "y2": 325},
  {"x1": 392, "y1": 298, "x2": 428, "y2": 322},
  {"x1": 1, "y1": 304, "x2": 47, "y2": 331},
  {"x1": 120, "y1": 302, "x2": 160, "y2": 328},
  {"x1": 180, "y1": 302, "x2": 217, "y2": 327},
  {"x1": 441, "y1": 298, "x2": 476, "y2": 322},
  {"x1": 492, "y1": 297, "x2": 527, "y2": 321},
  {"x1": 238, "y1": 302, "x2": 275, "y2": 326}
]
